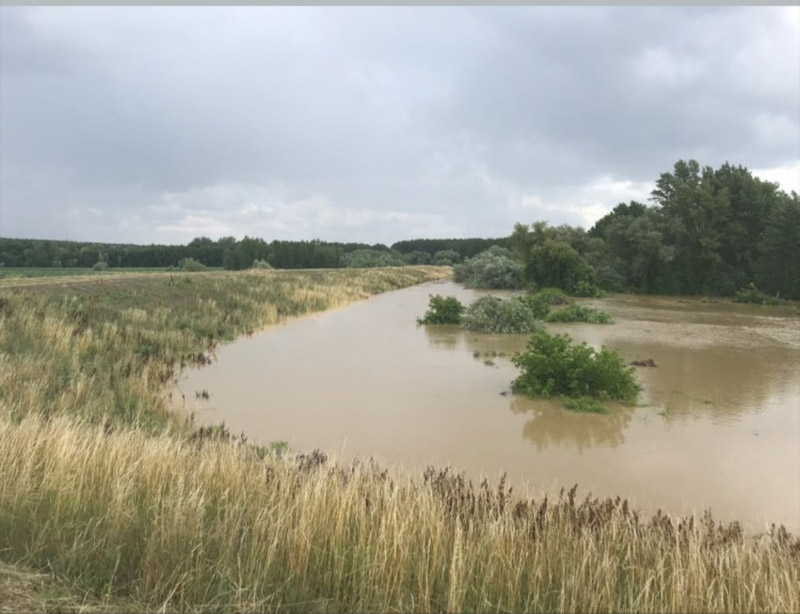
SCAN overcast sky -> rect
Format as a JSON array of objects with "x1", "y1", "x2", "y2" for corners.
[{"x1": 1, "y1": 6, "x2": 798, "y2": 246}]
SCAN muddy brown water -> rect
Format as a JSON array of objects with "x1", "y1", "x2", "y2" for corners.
[{"x1": 175, "y1": 280, "x2": 800, "y2": 533}]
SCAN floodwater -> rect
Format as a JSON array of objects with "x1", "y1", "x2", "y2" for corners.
[{"x1": 175, "y1": 280, "x2": 800, "y2": 533}]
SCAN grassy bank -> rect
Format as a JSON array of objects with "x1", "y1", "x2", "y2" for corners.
[
  {"x1": 1, "y1": 414, "x2": 798, "y2": 613},
  {"x1": 1, "y1": 267, "x2": 798, "y2": 612},
  {"x1": 0, "y1": 267, "x2": 450, "y2": 428}
]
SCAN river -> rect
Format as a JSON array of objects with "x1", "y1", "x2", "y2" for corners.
[{"x1": 175, "y1": 279, "x2": 800, "y2": 532}]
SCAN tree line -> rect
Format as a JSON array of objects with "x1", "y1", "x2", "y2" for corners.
[
  {"x1": 0, "y1": 235, "x2": 506, "y2": 271},
  {"x1": 509, "y1": 160, "x2": 799, "y2": 299},
  {"x1": 1, "y1": 160, "x2": 796, "y2": 298}
]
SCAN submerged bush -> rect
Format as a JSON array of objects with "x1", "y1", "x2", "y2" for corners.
[
  {"x1": 733, "y1": 283, "x2": 782, "y2": 305},
  {"x1": 462, "y1": 295, "x2": 541, "y2": 334},
  {"x1": 545, "y1": 304, "x2": 614, "y2": 324},
  {"x1": 512, "y1": 331, "x2": 639, "y2": 404},
  {"x1": 534, "y1": 287, "x2": 570, "y2": 305},
  {"x1": 453, "y1": 246, "x2": 524, "y2": 289},
  {"x1": 417, "y1": 294, "x2": 465, "y2": 324},
  {"x1": 515, "y1": 294, "x2": 551, "y2": 319}
]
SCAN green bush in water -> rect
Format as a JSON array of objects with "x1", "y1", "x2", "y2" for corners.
[
  {"x1": 515, "y1": 294, "x2": 551, "y2": 319},
  {"x1": 545, "y1": 304, "x2": 614, "y2": 324},
  {"x1": 732, "y1": 283, "x2": 782, "y2": 305},
  {"x1": 462, "y1": 295, "x2": 541, "y2": 334},
  {"x1": 417, "y1": 294, "x2": 465, "y2": 324},
  {"x1": 512, "y1": 331, "x2": 639, "y2": 406},
  {"x1": 534, "y1": 287, "x2": 570, "y2": 305}
]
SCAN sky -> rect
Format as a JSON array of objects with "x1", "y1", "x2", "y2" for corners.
[{"x1": 1, "y1": 6, "x2": 799, "y2": 246}]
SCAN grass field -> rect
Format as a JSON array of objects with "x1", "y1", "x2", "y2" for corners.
[
  {"x1": 1, "y1": 266, "x2": 798, "y2": 613},
  {"x1": 0, "y1": 266, "x2": 213, "y2": 279}
]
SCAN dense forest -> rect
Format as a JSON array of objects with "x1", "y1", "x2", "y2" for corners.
[{"x1": 1, "y1": 160, "x2": 797, "y2": 298}]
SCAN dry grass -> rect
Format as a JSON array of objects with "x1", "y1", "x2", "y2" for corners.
[
  {"x1": 1, "y1": 414, "x2": 798, "y2": 613},
  {"x1": 1, "y1": 266, "x2": 798, "y2": 612}
]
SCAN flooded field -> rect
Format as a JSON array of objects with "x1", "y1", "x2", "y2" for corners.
[{"x1": 176, "y1": 280, "x2": 800, "y2": 532}]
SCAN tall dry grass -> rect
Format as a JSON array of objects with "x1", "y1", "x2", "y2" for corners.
[{"x1": 1, "y1": 414, "x2": 798, "y2": 613}]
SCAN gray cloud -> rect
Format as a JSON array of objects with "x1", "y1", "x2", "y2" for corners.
[{"x1": 1, "y1": 6, "x2": 798, "y2": 244}]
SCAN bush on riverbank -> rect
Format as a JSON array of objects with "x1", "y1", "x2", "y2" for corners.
[
  {"x1": 512, "y1": 331, "x2": 639, "y2": 405},
  {"x1": 462, "y1": 295, "x2": 541, "y2": 334},
  {"x1": 545, "y1": 304, "x2": 614, "y2": 324},
  {"x1": 417, "y1": 294, "x2": 465, "y2": 324},
  {"x1": 733, "y1": 283, "x2": 782, "y2": 305},
  {"x1": 453, "y1": 246, "x2": 524, "y2": 289}
]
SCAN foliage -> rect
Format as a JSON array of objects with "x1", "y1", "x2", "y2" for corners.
[
  {"x1": 178, "y1": 257, "x2": 207, "y2": 272},
  {"x1": 732, "y1": 283, "x2": 781, "y2": 305},
  {"x1": 512, "y1": 331, "x2": 639, "y2": 404},
  {"x1": 545, "y1": 304, "x2": 614, "y2": 324},
  {"x1": 252, "y1": 259, "x2": 273, "y2": 270},
  {"x1": 461, "y1": 295, "x2": 541, "y2": 334},
  {"x1": 588, "y1": 160, "x2": 798, "y2": 298},
  {"x1": 417, "y1": 294, "x2": 465, "y2": 324},
  {"x1": 432, "y1": 249, "x2": 462, "y2": 265},
  {"x1": 402, "y1": 250, "x2": 432, "y2": 265},
  {"x1": 453, "y1": 246, "x2": 524, "y2": 289},
  {"x1": 91, "y1": 261, "x2": 108, "y2": 271},
  {"x1": 340, "y1": 249, "x2": 406, "y2": 268},
  {"x1": 511, "y1": 222, "x2": 596, "y2": 292},
  {"x1": 571, "y1": 280, "x2": 605, "y2": 298},
  {"x1": 533, "y1": 287, "x2": 570, "y2": 305},
  {"x1": 391, "y1": 237, "x2": 510, "y2": 260}
]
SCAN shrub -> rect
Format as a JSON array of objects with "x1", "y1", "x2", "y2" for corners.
[
  {"x1": 733, "y1": 283, "x2": 781, "y2": 305},
  {"x1": 432, "y1": 250, "x2": 461, "y2": 266},
  {"x1": 514, "y1": 294, "x2": 551, "y2": 319},
  {"x1": 92, "y1": 261, "x2": 108, "y2": 271},
  {"x1": 252, "y1": 259, "x2": 273, "y2": 270},
  {"x1": 453, "y1": 246, "x2": 524, "y2": 289},
  {"x1": 179, "y1": 257, "x2": 207, "y2": 272},
  {"x1": 402, "y1": 251, "x2": 432, "y2": 265},
  {"x1": 545, "y1": 304, "x2": 614, "y2": 324},
  {"x1": 417, "y1": 295, "x2": 465, "y2": 325},
  {"x1": 535, "y1": 287, "x2": 570, "y2": 305},
  {"x1": 512, "y1": 331, "x2": 639, "y2": 404},
  {"x1": 571, "y1": 280, "x2": 605, "y2": 298},
  {"x1": 462, "y1": 295, "x2": 541, "y2": 334}
]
